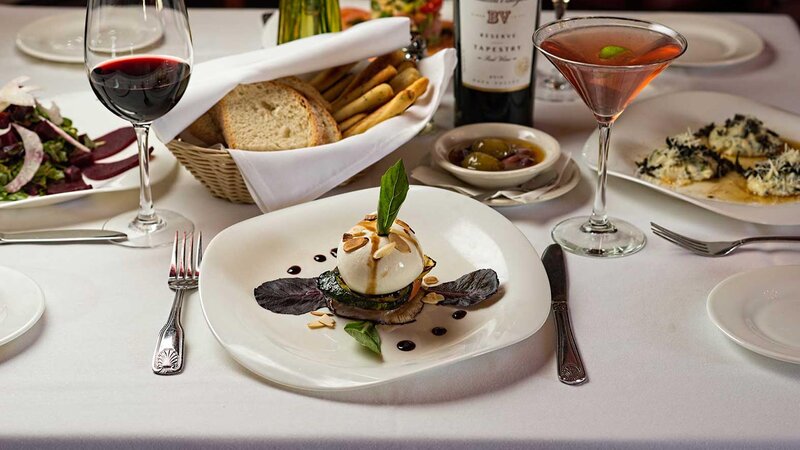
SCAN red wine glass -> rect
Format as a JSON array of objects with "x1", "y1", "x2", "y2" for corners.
[{"x1": 85, "y1": 0, "x2": 193, "y2": 248}]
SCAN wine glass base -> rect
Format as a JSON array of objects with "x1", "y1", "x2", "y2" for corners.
[
  {"x1": 103, "y1": 209, "x2": 194, "y2": 248},
  {"x1": 551, "y1": 216, "x2": 646, "y2": 258}
]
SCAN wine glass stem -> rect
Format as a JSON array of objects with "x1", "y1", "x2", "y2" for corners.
[
  {"x1": 586, "y1": 122, "x2": 616, "y2": 233},
  {"x1": 132, "y1": 124, "x2": 159, "y2": 231}
]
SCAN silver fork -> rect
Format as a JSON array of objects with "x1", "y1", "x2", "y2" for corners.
[
  {"x1": 651, "y1": 222, "x2": 800, "y2": 257},
  {"x1": 152, "y1": 231, "x2": 203, "y2": 375}
]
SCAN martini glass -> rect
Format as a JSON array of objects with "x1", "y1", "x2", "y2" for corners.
[{"x1": 533, "y1": 17, "x2": 686, "y2": 257}]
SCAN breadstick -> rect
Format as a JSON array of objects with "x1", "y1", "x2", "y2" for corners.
[
  {"x1": 310, "y1": 62, "x2": 357, "y2": 92},
  {"x1": 332, "y1": 65, "x2": 397, "y2": 111},
  {"x1": 344, "y1": 77, "x2": 429, "y2": 137},
  {"x1": 322, "y1": 74, "x2": 354, "y2": 102},
  {"x1": 338, "y1": 113, "x2": 367, "y2": 132},
  {"x1": 341, "y1": 50, "x2": 407, "y2": 98},
  {"x1": 395, "y1": 60, "x2": 416, "y2": 73},
  {"x1": 389, "y1": 67, "x2": 422, "y2": 93},
  {"x1": 333, "y1": 83, "x2": 394, "y2": 122}
]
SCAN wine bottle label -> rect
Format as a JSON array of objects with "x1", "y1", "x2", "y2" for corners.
[{"x1": 459, "y1": 0, "x2": 537, "y2": 93}]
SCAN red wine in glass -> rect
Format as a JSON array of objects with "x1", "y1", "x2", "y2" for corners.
[
  {"x1": 89, "y1": 56, "x2": 191, "y2": 124},
  {"x1": 85, "y1": 0, "x2": 194, "y2": 248}
]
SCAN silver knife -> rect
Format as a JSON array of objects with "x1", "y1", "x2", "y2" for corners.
[
  {"x1": 542, "y1": 243, "x2": 587, "y2": 385},
  {"x1": 0, "y1": 229, "x2": 127, "y2": 244}
]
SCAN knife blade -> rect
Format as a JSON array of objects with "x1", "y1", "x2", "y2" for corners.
[
  {"x1": 542, "y1": 243, "x2": 587, "y2": 385},
  {"x1": 0, "y1": 229, "x2": 127, "y2": 244}
]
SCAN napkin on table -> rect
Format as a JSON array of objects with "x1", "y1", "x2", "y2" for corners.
[{"x1": 153, "y1": 18, "x2": 457, "y2": 213}]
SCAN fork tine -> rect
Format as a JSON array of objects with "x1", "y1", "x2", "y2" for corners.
[
  {"x1": 652, "y1": 228, "x2": 707, "y2": 251},
  {"x1": 180, "y1": 231, "x2": 188, "y2": 279},
  {"x1": 188, "y1": 232, "x2": 195, "y2": 280},
  {"x1": 169, "y1": 231, "x2": 179, "y2": 278},
  {"x1": 652, "y1": 229, "x2": 708, "y2": 255},
  {"x1": 195, "y1": 231, "x2": 203, "y2": 277},
  {"x1": 650, "y1": 222, "x2": 706, "y2": 247}
]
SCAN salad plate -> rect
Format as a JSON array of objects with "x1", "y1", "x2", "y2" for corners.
[
  {"x1": 0, "y1": 267, "x2": 45, "y2": 347},
  {"x1": 647, "y1": 14, "x2": 763, "y2": 68},
  {"x1": 708, "y1": 265, "x2": 800, "y2": 364},
  {"x1": 16, "y1": 10, "x2": 163, "y2": 64},
  {"x1": 200, "y1": 185, "x2": 551, "y2": 391},
  {"x1": 582, "y1": 91, "x2": 800, "y2": 225},
  {"x1": 0, "y1": 91, "x2": 176, "y2": 210}
]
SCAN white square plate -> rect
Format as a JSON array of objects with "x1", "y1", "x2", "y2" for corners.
[{"x1": 199, "y1": 186, "x2": 551, "y2": 391}]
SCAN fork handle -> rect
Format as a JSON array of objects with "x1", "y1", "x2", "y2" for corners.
[
  {"x1": 152, "y1": 290, "x2": 185, "y2": 375},
  {"x1": 742, "y1": 236, "x2": 800, "y2": 244}
]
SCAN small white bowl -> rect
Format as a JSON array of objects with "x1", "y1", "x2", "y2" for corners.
[{"x1": 433, "y1": 123, "x2": 561, "y2": 189}]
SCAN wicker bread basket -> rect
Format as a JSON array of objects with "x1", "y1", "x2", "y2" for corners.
[{"x1": 167, "y1": 139, "x2": 255, "y2": 204}]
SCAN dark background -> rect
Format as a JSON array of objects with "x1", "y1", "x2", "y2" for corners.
[{"x1": 2, "y1": 0, "x2": 799, "y2": 22}]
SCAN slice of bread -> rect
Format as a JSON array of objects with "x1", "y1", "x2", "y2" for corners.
[
  {"x1": 308, "y1": 98, "x2": 341, "y2": 144},
  {"x1": 187, "y1": 112, "x2": 224, "y2": 146},
  {"x1": 213, "y1": 81, "x2": 324, "y2": 151},
  {"x1": 275, "y1": 76, "x2": 332, "y2": 112}
]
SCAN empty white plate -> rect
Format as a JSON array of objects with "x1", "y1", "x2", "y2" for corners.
[
  {"x1": 200, "y1": 186, "x2": 551, "y2": 391},
  {"x1": 649, "y1": 14, "x2": 764, "y2": 68},
  {"x1": 16, "y1": 10, "x2": 162, "y2": 64},
  {"x1": 0, "y1": 267, "x2": 45, "y2": 347},
  {"x1": 708, "y1": 265, "x2": 800, "y2": 364}
]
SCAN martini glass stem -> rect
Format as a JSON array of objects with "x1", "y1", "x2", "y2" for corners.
[
  {"x1": 585, "y1": 122, "x2": 616, "y2": 233},
  {"x1": 132, "y1": 124, "x2": 160, "y2": 231}
]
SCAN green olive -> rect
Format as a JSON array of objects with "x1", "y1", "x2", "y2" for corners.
[
  {"x1": 471, "y1": 138, "x2": 511, "y2": 159},
  {"x1": 461, "y1": 152, "x2": 502, "y2": 171}
]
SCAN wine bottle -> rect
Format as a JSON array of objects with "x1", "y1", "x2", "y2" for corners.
[
  {"x1": 278, "y1": 0, "x2": 342, "y2": 44},
  {"x1": 454, "y1": 0, "x2": 540, "y2": 126}
]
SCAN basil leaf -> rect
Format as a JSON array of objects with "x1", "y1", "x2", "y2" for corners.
[
  {"x1": 377, "y1": 159, "x2": 409, "y2": 236},
  {"x1": 344, "y1": 320, "x2": 382, "y2": 355},
  {"x1": 599, "y1": 45, "x2": 629, "y2": 59}
]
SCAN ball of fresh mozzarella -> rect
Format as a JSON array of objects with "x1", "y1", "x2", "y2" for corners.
[{"x1": 337, "y1": 219, "x2": 424, "y2": 295}]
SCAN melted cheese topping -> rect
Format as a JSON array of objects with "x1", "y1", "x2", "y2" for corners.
[
  {"x1": 637, "y1": 131, "x2": 720, "y2": 186},
  {"x1": 746, "y1": 148, "x2": 800, "y2": 197},
  {"x1": 708, "y1": 115, "x2": 782, "y2": 157}
]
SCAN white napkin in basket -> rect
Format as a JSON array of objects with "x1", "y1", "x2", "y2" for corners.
[{"x1": 153, "y1": 18, "x2": 456, "y2": 213}]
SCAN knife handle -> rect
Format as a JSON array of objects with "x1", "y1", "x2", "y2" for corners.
[
  {"x1": 0, "y1": 229, "x2": 127, "y2": 244},
  {"x1": 553, "y1": 301, "x2": 587, "y2": 385}
]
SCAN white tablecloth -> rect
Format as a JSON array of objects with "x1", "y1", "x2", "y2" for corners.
[{"x1": 1, "y1": 5, "x2": 799, "y2": 449}]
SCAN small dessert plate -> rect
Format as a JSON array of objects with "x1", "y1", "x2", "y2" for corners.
[
  {"x1": 707, "y1": 265, "x2": 800, "y2": 364},
  {"x1": 433, "y1": 123, "x2": 561, "y2": 189},
  {"x1": 200, "y1": 186, "x2": 552, "y2": 391},
  {"x1": 0, "y1": 267, "x2": 45, "y2": 347}
]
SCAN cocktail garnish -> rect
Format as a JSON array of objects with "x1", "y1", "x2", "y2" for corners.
[{"x1": 599, "y1": 45, "x2": 630, "y2": 59}]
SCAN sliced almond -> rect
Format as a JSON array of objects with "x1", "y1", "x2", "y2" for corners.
[
  {"x1": 311, "y1": 310, "x2": 332, "y2": 317},
  {"x1": 423, "y1": 276, "x2": 439, "y2": 285},
  {"x1": 343, "y1": 237, "x2": 369, "y2": 253},
  {"x1": 348, "y1": 225, "x2": 366, "y2": 235},
  {"x1": 372, "y1": 242, "x2": 397, "y2": 260},
  {"x1": 422, "y1": 292, "x2": 444, "y2": 305},
  {"x1": 395, "y1": 219, "x2": 414, "y2": 234},
  {"x1": 388, "y1": 232, "x2": 411, "y2": 253},
  {"x1": 318, "y1": 315, "x2": 336, "y2": 328},
  {"x1": 307, "y1": 320, "x2": 326, "y2": 329},
  {"x1": 342, "y1": 233, "x2": 353, "y2": 241},
  {"x1": 364, "y1": 214, "x2": 377, "y2": 221}
]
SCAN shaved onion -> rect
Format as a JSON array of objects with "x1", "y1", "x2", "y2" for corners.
[
  {"x1": 45, "y1": 119, "x2": 91, "y2": 154},
  {"x1": 0, "y1": 77, "x2": 39, "y2": 112},
  {"x1": 5, "y1": 124, "x2": 44, "y2": 193},
  {"x1": 37, "y1": 101, "x2": 63, "y2": 126}
]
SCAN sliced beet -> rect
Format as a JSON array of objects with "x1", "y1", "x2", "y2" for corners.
[
  {"x1": 92, "y1": 127, "x2": 136, "y2": 161},
  {"x1": 0, "y1": 130, "x2": 19, "y2": 149},
  {"x1": 46, "y1": 180, "x2": 92, "y2": 195},
  {"x1": 0, "y1": 112, "x2": 9, "y2": 129},
  {"x1": 82, "y1": 147, "x2": 154, "y2": 180},
  {"x1": 63, "y1": 165, "x2": 83, "y2": 182},
  {"x1": 32, "y1": 120, "x2": 60, "y2": 141},
  {"x1": 69, "y1": 149, "x2": 94, "y2": 167}
]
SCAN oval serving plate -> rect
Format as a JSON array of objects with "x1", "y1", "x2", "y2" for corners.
[{"x1": 200, "y1": 186, "x2": 551, "y2": 391}]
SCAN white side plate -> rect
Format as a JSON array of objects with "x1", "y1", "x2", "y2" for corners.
[
  {"x1": 16, "y1": 10, "x2": 162, "y2": 64},
  {"x1": 0, "y1": 91, "x2": 177, "y2": 210},
  {"x1": 0, "y1": 266, "x2": 45, "y2": 347},
  {"x1": 200, "y1": 186, "x2": 551, "y2": 391},
  {"x1": 649, "y1": 14, "x2": 764, "y2": 68},
  {"x1": 708, "y1": 265, "x2": 800, "y2": 364},
  {"x1": 582, "y1": 91, "x2": 800, "y2": 225}
]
